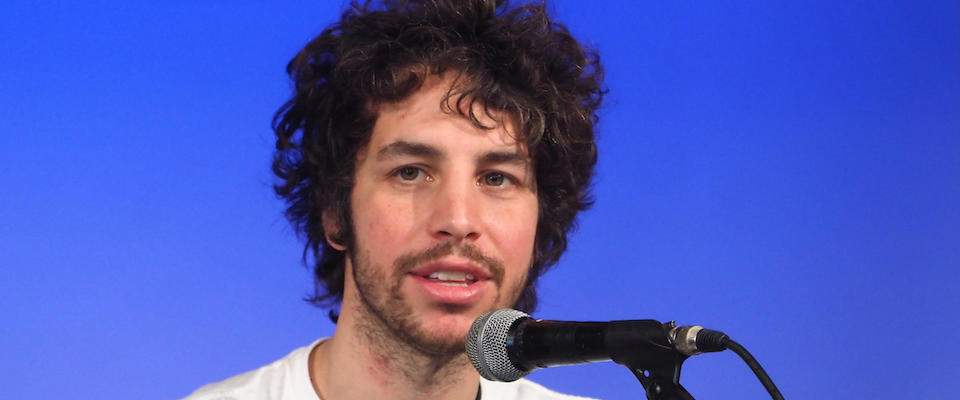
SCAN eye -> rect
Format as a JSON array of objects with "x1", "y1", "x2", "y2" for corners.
[
  {"x1": 397, "y1": 166, "x2": 422, "y2": 181},
  {"x1": 482, "y1": 172, "x2": 507, "y2": 187}
]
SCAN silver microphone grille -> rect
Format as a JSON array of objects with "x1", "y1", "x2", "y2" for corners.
[{"x1": 465, "y1": 308, "x2": 530, "y2": 382}]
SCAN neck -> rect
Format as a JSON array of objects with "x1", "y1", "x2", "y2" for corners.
[{"x1": 310, "y1": 301, "x2": 481, "y2": 400}]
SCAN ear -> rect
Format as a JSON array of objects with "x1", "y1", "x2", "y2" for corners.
[{"x1": 322, "y1": 209, "x2": 347, "y2": 251}]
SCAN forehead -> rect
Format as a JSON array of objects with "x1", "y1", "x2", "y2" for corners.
[{"x1": 368, "y1": 75, "x2": 527, "y2": 154}]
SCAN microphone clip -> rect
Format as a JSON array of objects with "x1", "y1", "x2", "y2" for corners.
[{"x1": 608, "y1": 320, "x2": 695, "y2": 400}]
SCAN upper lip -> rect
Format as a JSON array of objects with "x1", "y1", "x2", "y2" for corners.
[{"x1": 407, "y1": 259, "x2": 491, "y2": 281}]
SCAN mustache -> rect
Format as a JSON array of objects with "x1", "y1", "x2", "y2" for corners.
[{"x1": 394, "y1": 241, "x2": 505, "y2": 283}]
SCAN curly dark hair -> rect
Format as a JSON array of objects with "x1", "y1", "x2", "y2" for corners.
[{"x1": 272, "y1": 0, "x2": 604, "y2": 318}]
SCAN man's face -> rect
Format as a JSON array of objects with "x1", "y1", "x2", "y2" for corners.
[{"x1": 341, "y1": 76, "x2": 539, "y2": 356}]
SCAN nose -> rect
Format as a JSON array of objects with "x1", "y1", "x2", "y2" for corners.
[{"x1": 428, "y1": 179, "x2": 481, "y2": 242}]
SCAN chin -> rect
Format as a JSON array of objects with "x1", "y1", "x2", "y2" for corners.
[
  {"x1": 409, "y1": 323, "x2": 469, "y2": 356},
  {"x1": 409, "y1": 309, "x2": 479, "y2": 352}
]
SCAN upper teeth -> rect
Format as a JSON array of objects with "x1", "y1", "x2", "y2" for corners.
[{"x1": 428, "y1": 271, "x2": 475, "y2": 281}]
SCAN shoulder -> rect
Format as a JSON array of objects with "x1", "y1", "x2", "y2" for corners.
[
  {"x1": 480, "y1": 377, "x2": 597, "y2": 400},
  {"x1": 181, "y1": 340, "x2": 324, "y2": 400}
]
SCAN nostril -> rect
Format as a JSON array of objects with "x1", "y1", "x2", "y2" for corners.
[{"x1": 434, "y1": 229, "x2": 479, "y2": 240}]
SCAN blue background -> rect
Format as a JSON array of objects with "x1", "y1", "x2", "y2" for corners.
[{"x1": 1, "y1": 1, "x2": 957, "y2": 398}]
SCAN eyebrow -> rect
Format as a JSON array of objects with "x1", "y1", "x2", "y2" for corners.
[
  {"x1": 376, "y1": 141, "x2": 443, "y2": 161},
  {"x1": 477, "y1": 150, "x2": 530, "y2": 168},
  {"x1": 375, "y1": 140, "x2": 531, "y2": 168}
]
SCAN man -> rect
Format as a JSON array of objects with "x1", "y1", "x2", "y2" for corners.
[{"x1": 186, "y1": 0, "x2": 603, "y2": 398}]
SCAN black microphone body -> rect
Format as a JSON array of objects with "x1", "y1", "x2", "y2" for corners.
[{"x1": 507, "y1": 318, "x2": 678, "y2": 372}]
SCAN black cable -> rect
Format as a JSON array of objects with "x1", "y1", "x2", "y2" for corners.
[{"x1": 724, "y1": 339, "x2": 785, "y2": 400}]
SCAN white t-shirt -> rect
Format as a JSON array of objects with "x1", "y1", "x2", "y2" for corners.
[{"x1": 183, "y1": 339, "x2": 594, "y2": 400}]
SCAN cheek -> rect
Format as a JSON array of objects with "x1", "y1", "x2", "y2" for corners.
[
  {"x1": 352, "y1": 193, "x2": 418, "y2": 251},
  {"x1": 488, "y1": 199, "x2": 539, "y2": 266}
]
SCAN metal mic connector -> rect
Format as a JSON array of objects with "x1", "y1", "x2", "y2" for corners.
[{"x1": 669, "y1": 323, "x2": 729, "y2": 355}]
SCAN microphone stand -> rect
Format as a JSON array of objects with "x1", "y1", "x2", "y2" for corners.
[
  {"x1": 627, "y1": 357, "x2": 693, "y2": 400},
  {"x1": 606, "y1": 320, "x2": 694, "y2": 400}
]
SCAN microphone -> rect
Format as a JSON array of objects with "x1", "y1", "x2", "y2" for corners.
[{"x1": 465, "y1": 308, "x2": 729, "y2": 382}]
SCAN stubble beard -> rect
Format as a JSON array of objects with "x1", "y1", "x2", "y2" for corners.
[{"x1": 350, "y1": 241, "x2": 526, "y2": 363}]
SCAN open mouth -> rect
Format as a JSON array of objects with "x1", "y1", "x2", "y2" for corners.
[
  {"x1": 408, "y1": 263, "x2": 490, "y2": 305},
  {"x1": 423, "y1": 271, "x2": 478, "y2": 287}
]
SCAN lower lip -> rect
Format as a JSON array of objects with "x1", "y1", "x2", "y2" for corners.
[{"x1": 408, "y1": 275, "x2": 488, "y2": 305}]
